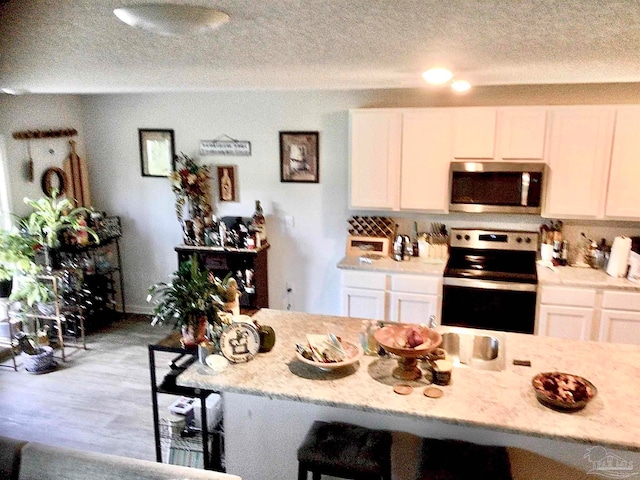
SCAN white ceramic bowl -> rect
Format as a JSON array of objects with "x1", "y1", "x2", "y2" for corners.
[{"x1": 295, "y1": 340, "x2": 364, "y2": 371}]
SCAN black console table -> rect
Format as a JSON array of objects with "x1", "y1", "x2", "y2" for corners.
[{"x1": 148, "y1": 332, "x2": 223, "y2": 471}]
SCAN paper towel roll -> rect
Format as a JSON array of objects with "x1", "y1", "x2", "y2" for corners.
[{"x1": 606, "y1": 236, "x2": 632, "y2": 278}]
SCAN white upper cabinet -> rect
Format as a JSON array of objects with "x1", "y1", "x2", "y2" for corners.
[
  {"x1": 496, "y1": 108, "x2": 547, "y2": 160},
  {"x1": 400, "y1": 109, "x2": 453, "y2": 212},
  {"x1": 605, "y1": 106, "x2": 640, "y2": 220},
  {"x1": 543, "y1": 107, "x2": 616, "y2": 218},
  {"x1": 349, "y1": 110, "x2": 402, "y2": 210},
  {"x1": 453, "y1": 108, "x2": 497, "y2": 159}
]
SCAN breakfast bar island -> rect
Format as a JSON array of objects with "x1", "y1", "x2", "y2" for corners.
[{"x1": 178, "y1": 309, "x2": 640, "y2": 480}]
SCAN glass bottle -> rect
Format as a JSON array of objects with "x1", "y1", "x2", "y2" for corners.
[
  {"x1": 252, "y1": 200, "x2": 267, "y2": 245},
  {"x1": 359, "y1": 320, "x2": 369, "y2": 353},
  {"x1": 365, "y1": 320, "x2": 380, "y2": 356}
]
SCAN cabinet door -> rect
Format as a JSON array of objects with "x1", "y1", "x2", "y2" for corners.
[
  {"x1": 599, "y1": 310, "x2": 640, "y2": 345},
  {"x1": 605, "y1": 107, "x2": 640, "y2": 219},
  {"x1": 400, "y1": 109, "x2": 453, "y2": 212},
  {"x1": 497, "y1": 108, "x2": 547, "y2": 160},
  {"x1": 342, "y1": 287, "x2": 386, "y2": 321},
  {"x1": 349, "y1": 110, "x2": 402, "y2": 209},
  {"x1": 453, "y1": 108, "x2": 497, "y2": 159},
  {"x1": 543, "y1": 108, "x2": 615, "y2": 218},
  {"x1": 388, "y1": 292, "x2": 438, "y2": 325},
  {"x1": 537, "y1": 305, "x2": 596, "y2": 341}
]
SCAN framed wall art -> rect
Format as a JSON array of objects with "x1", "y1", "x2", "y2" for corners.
[
  {"x1": 280, "y1": 131, "x2": 319, "y2": 183},
  {"x1": 217, "y1": 165, "x2": 238, "y2": 202},
  {"x1": 139, "y1": 129, "x2": 175, "y2": 177}
]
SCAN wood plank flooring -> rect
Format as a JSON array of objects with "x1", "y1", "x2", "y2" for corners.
[{"x1": 0, "y1": 314, "x2": 174, "y2": 460}]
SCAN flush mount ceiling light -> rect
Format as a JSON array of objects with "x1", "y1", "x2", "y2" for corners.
[
  {"x1": 421, "y1": 67, "x2": 453, "y2": 85},
  {"x1": 451, "y1": 80, "x2": 471, "y2": 92},
  {"x1": 1, "y1": 88, "x2": 29, "y2": 95},
  {"x1": 113, "y1": 4, "x2": 230, "y2": 36},
  {"x1": 422, "y1": 67, "x2": 471, "y2": 93}
]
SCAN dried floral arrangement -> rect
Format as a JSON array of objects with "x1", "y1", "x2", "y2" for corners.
[{"x1": 170, "y1": 153, "x2": 213, "y2": 244}]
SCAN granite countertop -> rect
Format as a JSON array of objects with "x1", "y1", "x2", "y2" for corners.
[
  {"x1": 337, "y1": 255, "x2": 446, "y2": 276},
  {"x1": 338, "y1": 254, "x2": 640, "y2": 291},
  {"x1": 178, "y1": 309, "x2": 640, "y2": 452},
  {"x1": 537, "y1": 263, "x2": 640, "y2": 291}
]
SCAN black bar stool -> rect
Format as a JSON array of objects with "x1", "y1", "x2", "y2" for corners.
[
  {"x1": 297, "y1": 421, "x2": 392, "y2": 480},
  {"x1": 418, "y1": 437, "x2": 513, "y2": 479}
]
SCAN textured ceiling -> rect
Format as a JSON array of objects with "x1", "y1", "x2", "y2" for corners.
[{"x1": 1, "y1": 0, "x2": 640, "y2": 94}]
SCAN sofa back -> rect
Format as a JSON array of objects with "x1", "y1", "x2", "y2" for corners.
[{"x1": 0, "y1": 435, "x2": 241, "y2": 480}]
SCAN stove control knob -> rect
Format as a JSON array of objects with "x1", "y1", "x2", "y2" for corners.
[
  {"x1": 516, "y1": 237, "x2": 522, "y2": 243},
  {"x1": 456, "y1": 234, "x2": 462, "y2": 240},
  {"x1": 525, "y1": 237, "x2": 532, "y2": 244},
  {"x1": 464, "y1": 235, "x2": 470, "y2": 241}
]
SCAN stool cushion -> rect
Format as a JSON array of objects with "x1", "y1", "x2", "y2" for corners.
[
  {"x1": 298, "y1": 421, "x2": 391, "y2": 476},
  {"x1": 419, "y1": 438, "x2": 512, "y2": 480}
]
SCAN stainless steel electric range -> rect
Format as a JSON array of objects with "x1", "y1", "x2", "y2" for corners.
[{"x1": 442, "y1": 229, "x2": 539, "y2": 334}]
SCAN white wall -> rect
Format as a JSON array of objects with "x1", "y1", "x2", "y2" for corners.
[
  {"x1": 0, "y1": 94, "x2": 86, "y2": 217},
  {"x1": 3, "y1": 84, "x2": 640, "y2": 317},
  {"x1": 80, "y1": 90, "x2": 374, "y2": 314}
]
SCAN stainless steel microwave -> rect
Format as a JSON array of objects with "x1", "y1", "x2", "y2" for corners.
[{"x1": 449, "y1": 162, "x2": 546, "y2": 214}]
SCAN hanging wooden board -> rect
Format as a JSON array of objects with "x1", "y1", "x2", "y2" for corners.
[{"x1": 63, "y1": 140, "x2": 92, "y2": 207}]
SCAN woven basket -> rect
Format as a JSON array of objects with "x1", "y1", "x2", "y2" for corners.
[{"x1": 22, "y1": 346, "x2": 55, "y2": 373}]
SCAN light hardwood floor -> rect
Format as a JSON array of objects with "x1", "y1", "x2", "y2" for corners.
[{"x1": 0, "y1": 314, "x2": 174, "y2": 460}]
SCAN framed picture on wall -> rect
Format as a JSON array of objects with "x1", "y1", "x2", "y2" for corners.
[
  {"x1": 217, "y1": 165, "x2": 238, "y2": 202},
  {"x1": 139, "y1": 129, "x2": 175, "y2": 177},
  {"x1": 280, "y1": 131, "x2": 319, "y2": 183}
]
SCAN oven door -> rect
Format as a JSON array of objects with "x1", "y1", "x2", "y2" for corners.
[{"x1": 441, "y1": 278, "x2": 537, "y2": 334}]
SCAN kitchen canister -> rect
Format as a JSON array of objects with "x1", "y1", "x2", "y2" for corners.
[{"x1": 606, "y1": 236, "x2": 632, "y2": 278}]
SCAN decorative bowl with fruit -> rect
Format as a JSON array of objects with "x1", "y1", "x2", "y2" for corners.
[
  {"x1": 374, "y1": 324, "x2": 442, "y2": 380},
  {"x1": 532, "y1": 371, "x2": 597, "y2": 412}
]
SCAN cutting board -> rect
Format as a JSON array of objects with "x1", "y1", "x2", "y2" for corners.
[{"x1": 63, "y1": 140, "x2": 92, "y2": 207}]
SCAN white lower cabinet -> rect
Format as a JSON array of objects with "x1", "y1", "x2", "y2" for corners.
[
  {"x1": 536, "y1": 286, "x2": 597, "y2": 341},
  {"x1": 341, "y1": 271, "x2": 388, "y2": 320},
  {"x1": 388, "y1": 292, "x2": 438, "y2": 324},
  {"x1": 537, "y1": 285, "x2": 640, "y2": 345},
  {"x1": 341, "y1": 270, "x2": 441, "y2": 324},
  {"x1": 598, "y1": 291, "x2": 640, "y2": 345},
  {"x1": 537, "y1": 305, "x2": 596, "y2": 341}
]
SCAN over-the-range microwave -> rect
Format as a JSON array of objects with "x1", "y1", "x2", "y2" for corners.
[{"x1": 449, "y1": 161, "x2": 546, "y2": 214}]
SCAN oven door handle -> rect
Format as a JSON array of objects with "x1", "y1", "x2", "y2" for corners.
[{"x1": 443, "y1": 277, "x2": 538, "y2": 292}]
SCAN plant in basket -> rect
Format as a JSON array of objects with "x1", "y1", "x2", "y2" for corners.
[{"x1": 147, "y1": 254, "x2": 236, "y2": 349}]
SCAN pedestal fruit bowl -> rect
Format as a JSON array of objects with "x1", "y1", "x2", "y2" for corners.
[{"x1": 374, "y1": 324, "x2": 442, "y2": 380}]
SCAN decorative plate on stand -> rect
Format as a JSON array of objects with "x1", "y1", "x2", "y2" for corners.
[{"x1": 219, "y1": 322, "x2": 260, "y2": 363}]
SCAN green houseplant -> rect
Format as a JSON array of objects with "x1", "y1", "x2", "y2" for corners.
[
  {"x1": 0, "y1": 229, "x2": 39, "y2": 297},
  {"x1": 22, "y1": 189, "x2": 99, "y2": 269},
  {"x1": 147, "y1": 255, "x2": 235, "y2": 348}
]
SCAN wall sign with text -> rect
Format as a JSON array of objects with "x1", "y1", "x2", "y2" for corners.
[{"x1": 200, "y1": 140, "x2": 251, "y2": 156}]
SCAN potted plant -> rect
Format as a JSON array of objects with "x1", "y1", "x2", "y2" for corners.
[
  {"x1": 147, "y1": 255, "x2": 232, "y2": 348},
  {"x1": 0, "y1": 229, "x2": 39, "y2": 298},
  {"x1": 10, "y1": 275, "x2": 56, "y2": 316},
  {"x1": 22, "y1": 189, "x2": 99, "y2": 269}
]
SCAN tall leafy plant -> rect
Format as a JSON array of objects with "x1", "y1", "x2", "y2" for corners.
[
  {"x1": 22, "y1": 190, "x2": 99, "y2": 248},
  {"x1": 147, "y1": 254, "x2": 230, "y2": 330}
]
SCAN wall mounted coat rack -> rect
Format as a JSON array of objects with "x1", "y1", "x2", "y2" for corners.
[{"x1": 12, "y1": 128, "x2": 78, "y2": 140}]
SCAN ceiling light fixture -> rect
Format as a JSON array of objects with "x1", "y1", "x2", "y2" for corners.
[
  {"x1": 113, "y1": 4, "x2": 230, "y2": 36},
  {"x1": 1, "y1": 88, "x2": 29, "y2": 95},
  {"x1": 421, "y1": 67, "x2": 453, "y2": 85},
  {"x1": 451, "y1": 80, "x2": 471, "y2": 92}
]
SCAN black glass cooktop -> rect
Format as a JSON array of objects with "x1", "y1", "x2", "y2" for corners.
[{"x1": 444, "y1": 248, "x2": 538, "y2": 284}]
